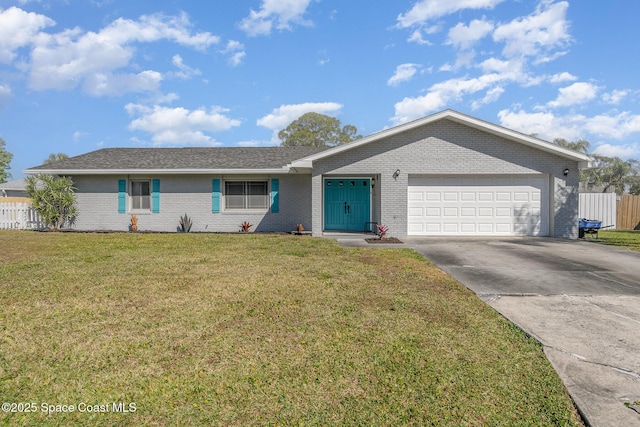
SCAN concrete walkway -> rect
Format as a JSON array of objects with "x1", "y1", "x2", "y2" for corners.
[{"x1": 336, "y1": 236, "x2": 640, "y2": 427}]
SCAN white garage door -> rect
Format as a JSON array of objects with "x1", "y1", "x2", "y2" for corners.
[{"x1": 408, "y1": 175, "x2": 549, "y2": 236}]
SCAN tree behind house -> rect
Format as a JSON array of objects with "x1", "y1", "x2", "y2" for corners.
[
  {"x1": 0, "y1": 137, "x2": 13, "y2": 183},
  {"x1": 44, "y1": 153, "x2": 69, "y2": 164},
  {"x1": 553, "y1": 138, "x2": 640, "y2": 194},
  {"x1": 25, "y1": 175, "x2": 78, "y2": 230},
  {"x1": 584, "y1": 156, "x2": 640, "y2": 194},
  {"x1": 279, "y1": 112, "x2": 362, "y2": 147}
]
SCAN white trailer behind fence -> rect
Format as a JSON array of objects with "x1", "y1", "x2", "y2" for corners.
[
  {"x1": 0, "y1": 201, "x2": 43, "y2": 230},
  {"x1": 579, "y1": 193, "x2": 617, "y2": 229}
]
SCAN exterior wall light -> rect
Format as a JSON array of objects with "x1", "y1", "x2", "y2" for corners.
[
  {"x1": 563, "y1": 168, "x2": 569, "y2": 176},
  {"x1": 392, "y1": 169, "x2": 400, "y2": 179}
]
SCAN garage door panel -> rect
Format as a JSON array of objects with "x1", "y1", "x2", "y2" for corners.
[
  {"x1": 408, "y1": 223, "x2": 424, "y2": 233},
  {"x1": 461, "y1": 223, "x2": 476, "y2": 233},
  {"x1": 443, "y1": 223, "x2": 459, "y2": 233},
  {"x1": 495, "y1": 223, "x2": 512, "y2": 233},
  {"x1": 407, "y1": 175, "x2": 549, "y2": 236},
  {"x1": 408, "y1": 191, "x2": 424, "y2": 201},
  {"x1": 461, "y1": 207, "x2": 476, "y2": 216},
  {"x1": 443, "y1": 207, "x2": 458, "y2": 216},
  {"x1": 478, "y1": 223, "x2": 494, "y2": 233},
  {"x1": 425, "y1": 223, "x2": 441, "y2": 232}
]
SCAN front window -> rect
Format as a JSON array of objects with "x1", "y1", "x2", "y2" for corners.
[
  {"x1": 131, "y1": 180, "x2": 150, "y2": 210},
  {"x1": 225, "y1": 181, "x2": 268, "y2": 210}
]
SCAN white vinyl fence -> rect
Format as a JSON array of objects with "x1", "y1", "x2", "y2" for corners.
[
  {"x1": 579, "y1": 193, "x2": 617, "y2": 229},
  {"x1": 0, "y1": 201, "x2": 43, "y2": 230}
]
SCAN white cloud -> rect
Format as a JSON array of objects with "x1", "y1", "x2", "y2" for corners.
[
  {"x1": 392, "y1": 73, "x2": 505, "y2": 124},
  {"x1": 451, "y1": 50, "x2": 477, "y2": 69},
  {"x1": 477, "y1": 58, "x2": 534, "y2": 86},
  {"x1": 236, "y1": 139, "x2": 279, "y2": 147},
  {"x1": 547, "y1": 82, "x2": 600, "y2": 108},
  {"x1": 221, "y1": 40, "x2": 245, "y2": 66},
  {"x1": 0, "y1": 7, "x2": 54, "y2": 63},
  {"x1": 100, "y1": 13, "x2": 218, "y2": 50},
  {"x1": 407, "y1": 29, "x2": 431, "y2": 45},
  {"x1": 28, "y1": 12, "x2": 218, "y2": 94},
  {"x1": 497, "y1": 109, "x2": 640, "y2": 148},
  {"x1": 83, "y1": 70, "x2": 163, "y2": 96},
  {"x1": 393, "y1": 2, "x2": 575, "y2": 125},
  {"x1": 446, "y1": 18, "x2": 494, "y2": 50},
  {"x1": 471, "y1": 86, "x2": 504, "y2": 109},
  {"x1": 549, "y1": 71, "x2": 576, "y2": 83},
  {"x1": 493, "y1": 1, "x2": 571, "y2": 60},
  {"x1": 387, "y1": 63, "x2": 421, "y2": 86},
  {"x1": 239, "y1": 0, "x2": 314, "y2": 37},
  {"x1": 584, "y1": 111, "x2": 640, "y2": 140},
  {"x1": 392, "y1": 93, "x2": 447, "y2": 125},
  {"x1": 592, "y1": 143, "x2": 640, "y2": 159},
  {"x1": 126, "y1": 104, "x2": 241, "y2": 146},
  {"x1": 0, "y1": 84, "x2": 12, "y2": 109},
  {"x1": 397, "y1": 0, "x2": 505, "y2": 29},
  {"x1": 257, "y1": 102, "x2": 342, "y2": 131},
  {"x1": 171, "y1": 54, "x2": 201, "y2": 79},
  {"x1": 257, "y1": 102, "x2": 343, "y2": 142},
  {"x1": 602, "y1": 89, "x2": 628, "y2": 105},
  {"x1": 72, "y1": 130, "x2": 88, "y2": 141},
  {"x1": 497, "y1": 108, "x2": 584, "y2": 141},
  {"x1": 229, "y1": 51, "x2": 246, "y2": 67}
]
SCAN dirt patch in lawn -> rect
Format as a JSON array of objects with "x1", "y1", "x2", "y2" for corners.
[{"x1": 365, "y1": 237, "x2": 403, "y2": 244}]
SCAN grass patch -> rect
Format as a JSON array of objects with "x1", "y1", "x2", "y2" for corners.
[
  {"x1": 0, "y1": 231, "x2": 582, "y2": 426},
  {"x1": 589, "y1": 229, "x2": 640, "y2": 252}
]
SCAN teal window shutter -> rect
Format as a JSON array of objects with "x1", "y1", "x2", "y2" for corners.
[
  {"x1": 212, "y1": 179, "x2": 221, "y2": 213},
  {"x1": 118, "y1": 179, "x2": 126, "y2": 213},
  {"x1": 151, "y1": 179, "x2": 160, "y2": 213},
  {"x1": 270, "y1": 178, "x2": 279, "y2": 213}
]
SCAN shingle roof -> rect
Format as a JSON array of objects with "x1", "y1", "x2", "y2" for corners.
[
  {"x1": 26, "y1": 147, "x2": 329, "y2": 171},
  {"x1": 0, "y1": 178, "x2": 27, "y2": 190}
]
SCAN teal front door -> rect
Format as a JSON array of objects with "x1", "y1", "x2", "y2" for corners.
[{"x1": 324, "y1": 178, "x2": 371, "y2": 231}]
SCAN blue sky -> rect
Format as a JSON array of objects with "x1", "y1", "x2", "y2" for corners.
[{"x1": 1, "y1": 0, "x2": 639, "y2": 178}]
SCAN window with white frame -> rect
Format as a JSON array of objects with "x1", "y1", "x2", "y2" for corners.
[
  {"x1": 131, "y1": 180, "x2": 151, "y2": 210},
  {"x1": 225, "y1": 181, "x2": 268, "y2": 210}
]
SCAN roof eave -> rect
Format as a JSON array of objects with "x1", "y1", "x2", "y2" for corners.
[{"x1": 23, "y1": 167, "x2": 293, "y2": 175}]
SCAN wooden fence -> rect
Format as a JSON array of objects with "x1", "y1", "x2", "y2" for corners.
[
  {"x1": 617, "y1": 195, "x2": 640, "y2": 230},
  {"x1": 0, "y1": 200, "x2": 43, "y2": 230}
]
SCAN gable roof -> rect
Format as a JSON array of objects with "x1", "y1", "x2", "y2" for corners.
[
  {"x1": 24, "y1": 147, "x2": 328, "y2": 175},
  {"x1": 291, "y1": 109, "x2": 592, "y2": 168}
]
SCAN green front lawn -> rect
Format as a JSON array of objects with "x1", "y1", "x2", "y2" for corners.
[
  {"x1": 0, "y1": 231, "x2": 582, "y2": 426},
  {"x1": 590, "y1": 229, "x2": 640, "y2": 252}
]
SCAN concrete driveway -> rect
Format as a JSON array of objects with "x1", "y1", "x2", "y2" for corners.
[{"x1": 405, "y1": 237, "x2": 640, "y2": 427}]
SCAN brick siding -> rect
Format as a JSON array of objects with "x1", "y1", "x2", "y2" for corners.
[{"x1": 311, "y1": 119, "x2": 580, "y2": 238}]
